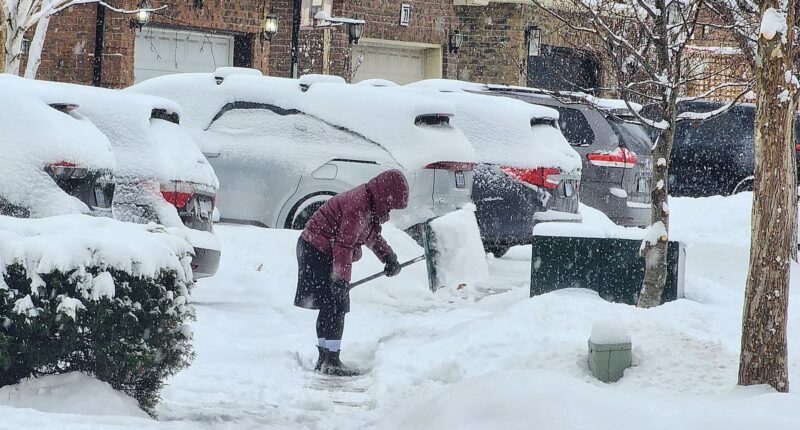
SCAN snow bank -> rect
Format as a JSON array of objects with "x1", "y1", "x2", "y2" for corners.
[
  {"x1": 590, "y1": 319, "x2": 632, "y2": 344},
  {"x1": 0, "y1": 76, "x2": 115, "y2": 217},
  {"x1": 533, "y1": 204, "x2": 647, "y2": 239},
  {"x1": 428, "y1": 205, "x2": 489, "y2": 288},
  {"x1": 0, "y1": 372, "x2": 149, "y2": 418},
  {"x1": 0, "y1": 214, "x2": 193, "y2": 281},
  {"x1": 407, "y1": 79, "x2": 582, "y2": 172},
  {"x1": 129, "y1": 72, "x2": 476, "y2": 171},
  {"x1": 382, "y1": 369, "x2": 799, "y2": 430}
]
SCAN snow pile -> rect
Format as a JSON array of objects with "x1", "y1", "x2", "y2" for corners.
[
  {"x1": 407, "y1": 79, "x2": 582, "y2": 172},
  {"x1": 0, "y1": 372, "x2": 149, "y2": 418},
  {"x1": 760, "y1": 7, "x2": 787, "y2": 40},
  {"x1": 0, "y1": 75, "x2": 115, "y2": 217},
  {"x1": 533, "y1": 204, "x2": 647, "y2": 239},
  {"x1": 590, "y1": 319, "x2": 632, "y2": 344},
  {"x1": 428, "y1": 205, "x2": 489, "y2": 288},
  {"x1": 129, "y1": 72, "x2": 476, "y2": 171},
  {"x1": 0, "y1": 214, "x2": 194, "y2": 281}
]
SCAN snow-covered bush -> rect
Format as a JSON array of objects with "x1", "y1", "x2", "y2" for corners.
[{"x1": 0, "y1": 214, "x2": 196, "y2": 414}]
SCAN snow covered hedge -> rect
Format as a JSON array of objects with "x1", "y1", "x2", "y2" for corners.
[{"x1": 0, "y1": 215, "x2": 196, "y2": 414}]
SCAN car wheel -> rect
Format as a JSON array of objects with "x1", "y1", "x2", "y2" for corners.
[
  {"x1": 484, "y1": 245, "x2": 510, "y2": 258},
  {"x1": 289, "y1": 195, "x2": 332, "y2": 230}
]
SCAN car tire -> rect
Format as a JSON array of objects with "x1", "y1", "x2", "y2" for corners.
[
  {"x1": 288, "y1": 195, "x2": 332, "y2": 230},
  {"x1": 484, "y1": 245, "x2": 510, "y2": 258}
]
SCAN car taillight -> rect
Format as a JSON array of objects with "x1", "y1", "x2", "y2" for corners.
[
  {"x1": 500, "y1": 166, "x2": 560, "y2": 189},
  {"x1": 425, "y1": 161, "x2": 475, "y2": 171},
  {"x1": 161, "y1": 181, "x2": 195, "y2": 209},
  {"x1": 586, "y1": 147, "x2": 638, "y2": 168},
  {"x1": 45, "y1": 161, "x2": 88, "y2": 179},
  {"x1": 795, "y1": 143, "x2": 800, "y2": 151}
]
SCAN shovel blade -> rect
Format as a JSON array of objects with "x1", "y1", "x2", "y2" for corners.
[{"x1": 424, "y1": 206, "x2": 489, "y2": 291}]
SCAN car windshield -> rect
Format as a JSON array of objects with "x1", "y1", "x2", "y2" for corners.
[{"x1": 607, "y1": 117, "x2": 652, "y2": 154}]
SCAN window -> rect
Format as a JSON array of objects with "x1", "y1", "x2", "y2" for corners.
[
  {"x1": 556, "y1": 107, "x2": 595, "y2": 146},
  {"x1": 301, "y1": 0, "x2": 333, "y2": 28}
]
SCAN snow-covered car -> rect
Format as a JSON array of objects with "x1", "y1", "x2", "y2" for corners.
[
  {"x1": 128, "y1": 68, "x2": 476, "y2": 230},
  {"x1": 483, "y1": 86, "x2": 653, "y2": 228},
  {"x1": 11, "y1": 76, "x2": 221, "y2": 279},
  {"x1": 406, "y1": 80, "x2": 583, "y2": 257},
  {"x1": 0, "y1": 76, "x2": 116, "y2": 218}
]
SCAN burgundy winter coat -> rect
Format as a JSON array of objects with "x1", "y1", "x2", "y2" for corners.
[{"x1": 301, "y1": 170, "x2": 409, "y2": 282}]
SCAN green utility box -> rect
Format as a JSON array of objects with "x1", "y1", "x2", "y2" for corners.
[
  {"x1": 588, "y1": 340, "x2": 632, "y2": 383},
  {"x1": 530, "y1": 236, "x2": 686, "y2": 305}
]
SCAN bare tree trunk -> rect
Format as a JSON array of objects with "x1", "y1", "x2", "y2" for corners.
[
  {"x1": 3, "y1": 9, "x2": 25, "y2": 75},
  {"x1": 23, "y1": 11, "x2": 50, "y2": 78},
  {"x1": 739, "y1": 0, "x2": 797, "y2": 392},
  {"x1": 638, "y1": 0, "x2": 678, "y2": 308}
]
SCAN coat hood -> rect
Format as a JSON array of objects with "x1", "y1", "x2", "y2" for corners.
[{"x1": 366, "y1": 169, "x2": 409, "y2": 219}]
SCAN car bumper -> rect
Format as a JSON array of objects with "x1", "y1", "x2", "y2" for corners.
[
  {"x1": 581, "y1": 181, "x2": 651, "y2": 228},
  {"x1": 192, "y1": 246, "x2": 220, "y2": 279}
]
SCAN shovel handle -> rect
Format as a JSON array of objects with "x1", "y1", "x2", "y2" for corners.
[{"x1": 349, "y1": 255, "x2": 426, "y2": 289}]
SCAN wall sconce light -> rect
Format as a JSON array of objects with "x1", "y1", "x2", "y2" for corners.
[
  {"x1": 194, "y1": 0, "x2": 203, "y2": 8},
  {"x1": 261, "y1": 11, "x2": 279, "y2": 42},
  {"x1": 448, "y1": 30, "x2": 463, "y2": 54},
  {"x1": 348, "y1": 19, "x2": 364, "y2": 44},
  {"x1": 528, "y1": 26, "x2": 541, "y2": 57},
  {"x1": 130, "y1": 0, "x2": 153, "y2": 30}
]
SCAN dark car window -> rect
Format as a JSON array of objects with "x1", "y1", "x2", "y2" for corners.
[
  {"x1": 674, "y1": 107, "x2": 755, "y2": 150},
  {"x1": 556, "y1": 107, "x2": 595, "y2": 146},
  {"x1": 607, "y1": 118, "x2": 652, "y2": 154}
]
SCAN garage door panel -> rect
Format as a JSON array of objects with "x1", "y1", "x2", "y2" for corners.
[
  {"x1": 352, "y1": 43, "x2": 439, "y2": 85},
  {"x1": 134, "y1": 28, "x2": 234, "y2": 83}
]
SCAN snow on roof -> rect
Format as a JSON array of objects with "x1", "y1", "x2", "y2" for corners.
[
  {"x1": 407, "y1": 80, "x2": 581, "y2": 171},
  {"x1": 214, "y1": 67, "x2": 263, "y2": 79},
  {"x1": 0, "y1": 75, "x2": 115, "y2": 217},
  {"x1": 129, "y1": 72, "x2": 476, "y2": 170}
]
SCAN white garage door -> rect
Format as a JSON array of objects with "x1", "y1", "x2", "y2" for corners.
[
  {"x1": 351, "y1": 41, "x2": 441, "y2": 85},
  {"x1": 134, "y1": 28, "x2": 234, "y2": 83}
]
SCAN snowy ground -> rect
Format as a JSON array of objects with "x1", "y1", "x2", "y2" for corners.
[{"x1": 3, "y1": 193, "x2": 800, "y2": 429}]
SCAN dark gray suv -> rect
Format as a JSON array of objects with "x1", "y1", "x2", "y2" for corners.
[{"x1": 484, "y1": 87, "x2": 653, "y2": 227}]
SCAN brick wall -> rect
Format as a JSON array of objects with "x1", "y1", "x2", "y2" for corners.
[
  {"x1": 268, "y1": 0, "x2": 459, "y2": 80},
  {"x1": 33, "y1": 0, "x2": 270, "y2": 88}
]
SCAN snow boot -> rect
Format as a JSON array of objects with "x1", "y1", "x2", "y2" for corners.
[
  {"x1": 321, "y1": 350, "x2": 361, "y2": 377},
  {"x1": 315, "y1": 346, "x2": 328, "y2": 371}
]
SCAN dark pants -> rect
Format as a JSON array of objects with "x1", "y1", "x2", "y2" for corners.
[{"x1": 295, "y1": 238, "x2": 348, "y2": 342}]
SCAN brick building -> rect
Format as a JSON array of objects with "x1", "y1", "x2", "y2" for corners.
[{"x1": 28, "y1": 0, "x2": 270, "y2": 88}]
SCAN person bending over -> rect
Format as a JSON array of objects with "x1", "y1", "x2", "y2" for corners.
[{"x1": 294, "y1": 169, "x2": 408, "y2": 376}]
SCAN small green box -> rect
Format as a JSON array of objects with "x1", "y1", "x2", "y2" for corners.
[{"x1": 588, "y1": 340, "x2": 632, "y2": 383}]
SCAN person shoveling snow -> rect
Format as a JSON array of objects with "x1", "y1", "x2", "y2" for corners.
[{"x1": 295, "y1": 169, "x2": 408, "y2": 377}]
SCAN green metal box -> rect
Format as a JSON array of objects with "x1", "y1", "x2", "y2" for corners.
[
  {"x1": 588, "y1": 340, "x2": 632, "y2": 383},
  {"x1": 530, "y1": 236, "x2": 686, "y2": 305}
]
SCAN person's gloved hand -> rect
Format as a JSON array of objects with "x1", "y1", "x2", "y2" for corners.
[{"x1": 384, "y1": 253, "x2": 402, "y2": 277}]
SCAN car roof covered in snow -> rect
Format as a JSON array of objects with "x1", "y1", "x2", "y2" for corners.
[
  {"x1": 0, "y1": 75, "x2": 115, "y2": 217},
  {"x1": 482, "y1": 83, "x2": 644, "y2": 114},
  {"x1": 407, "y1": 80, "x2": 582, "y2": 171},
  {"x1": 128, "y1": 71, "x2": 476, "y2": 171}
]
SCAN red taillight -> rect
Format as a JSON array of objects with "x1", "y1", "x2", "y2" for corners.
[
  {"x1": 586, "y1": 147, "x2": 638, "y2": 168},
  {"x1": 795, "y1": 143, "x2": 800, "y2": 151},
  {"x1": 425, "y1": 161, "x2": 475, "y2": 171},
  {"x1": 45, "y1": 161, "x2": 88, "y2": 179},
  {"x1": 500, "y1": 166, "x2": 560, "y2": 189},
  {"x1": 161, "y1": 181, "x2": 195, "y2": 208}
]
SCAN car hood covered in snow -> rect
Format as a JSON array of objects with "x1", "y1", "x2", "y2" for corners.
[
  {"x1": 0, "y1": 75, "x2": 115, "y2": 218},
  {"x1": 128, "y1": 70, "x2": 476, "y2": 172},
  {"x1": 408, "y1": 80, "x2": 582, "y2": 172}
]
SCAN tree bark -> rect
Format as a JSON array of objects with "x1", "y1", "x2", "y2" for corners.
[
  {"x1": 23, "y1": 10, "x2": 50, "y2": 79},
  {"x1": 638, "y1": 0, "x2": 678, "y2": 308},
  {"x1": 739, "y1": 0, "x2": 797, "y2": 392}
]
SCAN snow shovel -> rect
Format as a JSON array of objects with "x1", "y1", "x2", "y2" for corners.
[
  {"x1": 348, "y1": 255, "x2": 426, "y2": 289},
  {"x1": 349, "y1": 205, "x2": 489, "y2": 292}
]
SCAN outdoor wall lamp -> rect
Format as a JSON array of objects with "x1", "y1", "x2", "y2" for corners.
[
  {"x1": 528, "y1": 26, "x2": 541, "y2": 57},
  {"x1": 448, "y1": 30, "x2": 463, "y2": 54},
  {"x1": 261, "y1": 11, "x2": 279, "y2": 42},
  {"x1": 130, "y1": 0, "x2": 153, "y2": 30},
  {"x1": 194, "y1": 0, "x2": 203, "y2": 8},
  {"x1": 348, "y1": 20, "x2": 364, "y2": 44}
]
